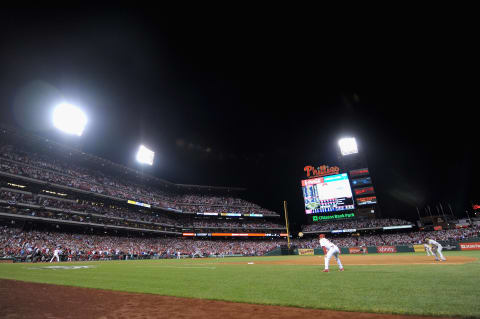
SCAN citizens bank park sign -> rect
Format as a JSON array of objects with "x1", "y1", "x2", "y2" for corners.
[{"x1": 304, "y1": 165, "x2": 340, "y2": 178}]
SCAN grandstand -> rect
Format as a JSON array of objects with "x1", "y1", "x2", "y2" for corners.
[
  {"x1": 297, "y1": 214, "x2": 479, "y2": 252},
  {"x1": 0, "y1": 126, "x2": 286, "y2": 259},
  {"x1": 1, "y1": 126, "x2": 479, "y2": 262},
  {"x1": 0, "y1": 223, "x2": 285, "y2": 261}
]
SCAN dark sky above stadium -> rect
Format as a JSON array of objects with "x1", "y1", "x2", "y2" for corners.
[{"x1": 0, "y1": 8, "x2": 477, "y2": 227}]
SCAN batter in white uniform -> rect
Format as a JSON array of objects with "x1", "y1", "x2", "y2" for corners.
[
  {"x1": 319, "y1": 235, "x2": 344, "y2": 272},
  {"x1": 50, "y1": 248, "x2": 61, "y2": 263},
  {"x1": 425, "y1": 238, "x2": 446, "y2": 261}
]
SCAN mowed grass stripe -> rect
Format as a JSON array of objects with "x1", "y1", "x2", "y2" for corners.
[{"x1": 1, "y1": 251, "x2": 479, "y2": 317}]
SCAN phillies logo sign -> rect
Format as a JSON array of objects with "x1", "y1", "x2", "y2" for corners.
[
  {"x1": 376, "y1": 246, "x2": 397, "y2": 253},
  {"x1": 304, "y1": 165, "x2": 340, "y2": 178}
]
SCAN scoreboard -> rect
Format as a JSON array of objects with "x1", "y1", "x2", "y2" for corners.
[{"x1": 301, "y1": 173, "x2": 355, "y2": 215}]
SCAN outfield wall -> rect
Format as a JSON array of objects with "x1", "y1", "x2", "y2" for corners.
[{"x1": 288, "y1": 237, "x2": 480, "y2": 256}]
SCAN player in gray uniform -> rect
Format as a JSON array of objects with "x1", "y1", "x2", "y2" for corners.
[
  {"x1": 423, "y1": 243, "x2": 434, "y2": 256},
  {"x1": 191, "y1": 249, "x2": 202, "y2": 258},
  {"x1": 425, "y1": 238, "x2": 446, "y2": 261}
]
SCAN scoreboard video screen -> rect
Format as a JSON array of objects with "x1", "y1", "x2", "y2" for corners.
[{"x1": 301, "y1": 173, "x2": 355, "y2": 214}]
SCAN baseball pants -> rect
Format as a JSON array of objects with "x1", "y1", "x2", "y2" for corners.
[{"x1": 324, "y1": 246, "x2": 343, "y2": 270}]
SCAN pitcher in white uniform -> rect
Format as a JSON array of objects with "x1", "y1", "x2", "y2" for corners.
[
  {"x1": 425, "y1": 238, "x2": 446, "y2": 261},
  {"x1": 319, "y1": 234, "x2": 344, "y2": 272}
]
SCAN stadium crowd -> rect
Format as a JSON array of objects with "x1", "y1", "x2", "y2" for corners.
[
  {"x1": 1, "y1": 133, "x2": 478, "y2": 264},
  {"x1": 0, "y1": 225, "x2": 283, "y2": 260},
  {"x1": 1, "y1": 224, "x2": 478, "y2": 262},
  {"x1": 0, "y1": 190, "x2": 179, "y2": 225},
  {"x1": 0, "y1": 144, "x2": 276, "y2": 215},
  {"x1": 293, "y1": 226, "x2": 480, "y2": 249},
  {"x1": 0, "y1": 190, "x2": 284, "y2": 231}
]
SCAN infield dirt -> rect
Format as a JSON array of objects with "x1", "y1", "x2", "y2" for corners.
[
  {"x1": 223, "y1": 255, "x2": 476, "y2": 266},
  {"x1": 0, "y1": 279, "x2": 452, "y2": 319}
]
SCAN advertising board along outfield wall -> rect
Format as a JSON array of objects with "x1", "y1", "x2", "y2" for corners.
[
  {"x1": 459, "y1": 242, "x2": 480, "y2": 250},
  {"x1": 349, "y1": 247, "x2": 366, "y2": 254},
  {"x1": 277, "y1": 237, "x2": 480, "y2": 256},
  {"x1": 298, "y1": 249, "x2": 314, "y2": 255},
  {"x1": 296, "y1": 245, "x2": 412, "y2": 255},
  {"x1": 413, "y1": 244, "x2": 426, "y2": 252},
  {"x1": 376, "y1": 246, "x2": 397, "y2": 253}
]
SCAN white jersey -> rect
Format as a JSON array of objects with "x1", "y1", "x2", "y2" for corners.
[
  {"x1": 319, "y1": 238, "x2": 337, "y2": 250},
  {"x1": 427, "y1": 239, "x2": 442, "y2": 248},
  {"x1": 53, "y1": 249, "x2": 60, "y2": 256}
]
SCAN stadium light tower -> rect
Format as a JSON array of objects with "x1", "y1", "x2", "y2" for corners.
[
  {"x1": 337, "y1": 136, "x2": 381, "y2": 218},
  {"x1": 136, "y1": 145, "x2": 155, "y2": 165},
  {"x1": 52, "y1": 103, "x2": 87, "y2": 136},
  {"x1": 338, "y1": 137, "x2": 358, "y2": 156}
]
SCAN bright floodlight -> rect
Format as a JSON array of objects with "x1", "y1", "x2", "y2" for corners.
[
  {"x1": 53, "y1": 103, "x2": 87, "y2": 136},
  {"x1": 136, "y1": 145, "x2": 155, "y2": 165},
  {"x1": 338, "y1": 137, "x2": 358, "y2": 156}
]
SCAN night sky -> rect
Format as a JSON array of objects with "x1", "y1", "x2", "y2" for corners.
[{"x1": 0, "y1": 8, "x2": 477, "y2": 228}]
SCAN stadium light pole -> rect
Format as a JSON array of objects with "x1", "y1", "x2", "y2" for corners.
[
  {"x1": 337, "y1": 136, "x2": 382, "y2": 219},
  {"x1": 52, "y1": 103, "x2": 87, "y2": 136}
]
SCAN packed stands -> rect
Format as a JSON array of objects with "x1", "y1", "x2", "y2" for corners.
[
  {"x1": 293, "y1": 226, "x2": 480, "y2": 249},
  {"x1": 0, "y1": 128, "x2": 282, "y2": 239},
  {"x1": 1, "y1": 127, "x2": 478, "y2": 262},
  {"x1": 2, "y1": 223, "x2": 478, "y2": 262},
  {"x1": 0, "y1": 224, "x2": 283, "y2": 261},
  {"x1": 0, "y1": 143, "x2": 276, "y2": 216},
  {"x1": 0, "y1": 190, "x2": 284, "y2": 234}
]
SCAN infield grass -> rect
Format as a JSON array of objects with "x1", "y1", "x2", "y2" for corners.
[{"x1": 1, "y1": 251, "x2": 479, "y2": 317}]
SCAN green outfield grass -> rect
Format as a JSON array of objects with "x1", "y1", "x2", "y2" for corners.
[{"x1": 1, "y1": 251, "x2": 480, "y2": 317}]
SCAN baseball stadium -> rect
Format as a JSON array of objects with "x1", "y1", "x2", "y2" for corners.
[
  {"x1": 0, "y1": 126, "x2": 479, "y2": 318},
  {"x1": 1, "y1": 8, "x2": 479, "y2": 319}
]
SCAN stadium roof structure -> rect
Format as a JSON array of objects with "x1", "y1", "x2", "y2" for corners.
[{"x1": 0, "y1": 124, "x2": 246, "y2": 193}]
